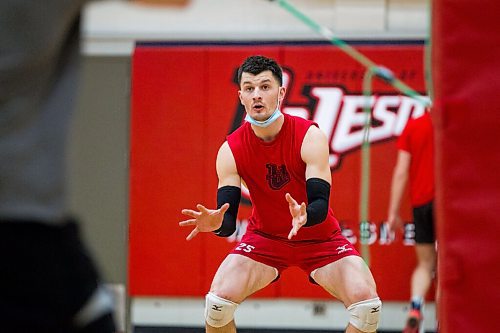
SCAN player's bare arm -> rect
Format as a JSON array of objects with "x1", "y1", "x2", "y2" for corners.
[
  {"x1": 179, "y1": 142, "x2": 241, "y2": 240},
  {"x1": 301, "y1": 125, "x2": 332, "y2": 182},
  {"x1": 387, "y1": 150, "x2": 411, "y2": 232},
  {"x1": 286, "y1": 126, "x2": 332, "y2": 239},
  {"x1": 216, "y1": 141, "x2": 241, "y2": 189}
]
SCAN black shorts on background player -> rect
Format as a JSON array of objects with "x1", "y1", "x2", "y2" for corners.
[{"x1": 412, "y1": 201, "x2": 435, "y2": 244}]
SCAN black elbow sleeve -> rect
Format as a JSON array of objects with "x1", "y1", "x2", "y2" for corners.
[
  {"x1": 304, "y1": 178, "x2": 330, "y2": 227},
  {"x1": 213, "y1": 186, "x2": 241, "y2": 237}
]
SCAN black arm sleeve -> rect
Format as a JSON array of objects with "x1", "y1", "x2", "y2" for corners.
[
  {"x1": 213, "y1": 186, "x2": 241, "y2": 237},
  {"x1": 304, "y1": 178, "x2": 331, "y2": 227}
]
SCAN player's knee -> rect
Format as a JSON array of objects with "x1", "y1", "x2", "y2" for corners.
[
  {"x1": 347, "y1": 297, "x2": 382, "y2": 333},
  {"x1": 205, "y1": 292, "x2": 238, "y2": 328}
]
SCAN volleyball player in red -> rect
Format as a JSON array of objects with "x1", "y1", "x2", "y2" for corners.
[
  {"x1": 180, "y1": 55, "x2": 381, "y2": 333},
  {"x1": 387, "y1": 111, "x2": 436, "y2": 333}
]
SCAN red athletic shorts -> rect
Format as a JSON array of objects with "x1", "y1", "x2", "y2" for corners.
[{"x1": 229, "y1": 230, "x2": 360, "y2": 281}]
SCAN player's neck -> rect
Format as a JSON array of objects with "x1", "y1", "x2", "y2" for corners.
[{"x1": 250, "y1": 114, "x2": 285, "y2": 142}]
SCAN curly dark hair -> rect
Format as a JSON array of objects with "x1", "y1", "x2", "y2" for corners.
[{"x1": 237, "y1": 55, "x2": 283, "y2": 86}]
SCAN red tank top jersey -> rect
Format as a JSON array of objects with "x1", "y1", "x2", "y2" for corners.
[
  {"x1": 227, "y1": 113, "x2": 340, "y2": 241},
  {"x1": 397, "y1": 112, "x2": 435, "y2": 206}
]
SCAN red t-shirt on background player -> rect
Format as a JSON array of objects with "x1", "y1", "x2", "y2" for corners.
[
  {"x1": 227, "y1": 113, "x2": 340, "y2": 242},
  {"x1": 397, "y1": 112, "x2": 434, "y2": 207}
]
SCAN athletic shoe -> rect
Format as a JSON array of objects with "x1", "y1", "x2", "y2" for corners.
[{"x1": 403, "y1": 309, "x2": 422, "y2": 333}]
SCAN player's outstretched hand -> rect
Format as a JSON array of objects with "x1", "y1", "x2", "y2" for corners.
[
  {"x1": 179, "y1": 203, "x2": 229, "y2": 241},
  {"x1": 285, "y1": 193, "x2": 307, "y2": 240}
]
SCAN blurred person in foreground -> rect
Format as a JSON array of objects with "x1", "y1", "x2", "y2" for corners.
[
  {"x1": 0, "y1": 1, "x2": 116, "y2": 332},
  {"x1": 387, "y1": 109, "x2": 436, "y2": 333}
]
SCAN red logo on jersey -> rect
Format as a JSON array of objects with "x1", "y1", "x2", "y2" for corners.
[{"x1": 265, "y1": 163, "x2": 290, "y2": 190}]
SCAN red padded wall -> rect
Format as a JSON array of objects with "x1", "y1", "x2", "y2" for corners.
[{"x1": 432, "y1": 1, "x2": 500, "y2": 332}]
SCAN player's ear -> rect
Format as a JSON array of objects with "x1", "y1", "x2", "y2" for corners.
[
  {"x1": 238, "y1": 90, "x2": 244, "y2": 105},
  {"x1": 279, "y1": 86, "x2": 286, "y2": 100}
]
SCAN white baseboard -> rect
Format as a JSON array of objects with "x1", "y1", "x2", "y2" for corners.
[{"x1": 131, "y1": 297, "x2": 437, "y2": 331}]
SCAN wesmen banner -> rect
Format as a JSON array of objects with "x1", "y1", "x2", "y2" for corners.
[{"x1": 129, "y1": 43, "x2": 428, "y2": 301}]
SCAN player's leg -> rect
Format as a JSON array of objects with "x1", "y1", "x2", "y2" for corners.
[
  {"x1": 403, "y1": 243, "x2": 436, "y2": 333},
  {"x1": 412, "y1": 243, "x2": 436, "y2": 304},
  {"x1": 312, "y1": 255, "x2": 380, "y2": 333},
  {"x1": 206, "y1": 253, "x2": 278, "y2": 333},
  {"x1": 404, "y1": 202, "x2": 436, "y2": 332}
]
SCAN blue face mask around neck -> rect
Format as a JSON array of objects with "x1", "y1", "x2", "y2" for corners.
[{"x1": 244, "y1": 92, "x2": 282, "y2": 128}]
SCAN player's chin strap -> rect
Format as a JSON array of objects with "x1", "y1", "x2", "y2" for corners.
[{"x1": 245, "y1": 93, "x2": 282, "y2": 128}]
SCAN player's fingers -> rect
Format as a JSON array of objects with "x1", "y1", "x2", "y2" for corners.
[
  {"x1": 186, "y1": 227, "x2": 199, "y2": 241},
  {"x1": 300, "y1": 202, "x2": 306, "y2": 214},
  {"x1": 387, "y1": 219, "x2": 399, "y2": 233},
  {"x1": 181, "y1": 209, "x2": 200, "y2": 218},
  {"x1": 179, "y1": 219, "x2": 196, "y2": 227},
  {"x1": 288, "y1": 225, "x2": 298, "y2": 240},
  {"x1": 197, "y1": 204, "x2": 209, "y2": 214},
  {"x1": 285, "y1": 193, "x2": 297, "y2": 205},
  {"x1": 218, "y1": 203, "x2": 230, "y2": 214}
]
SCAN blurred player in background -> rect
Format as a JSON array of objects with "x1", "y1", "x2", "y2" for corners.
[{"x1": 387, "y1": 110, "x2": 436, "y2": 333}]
